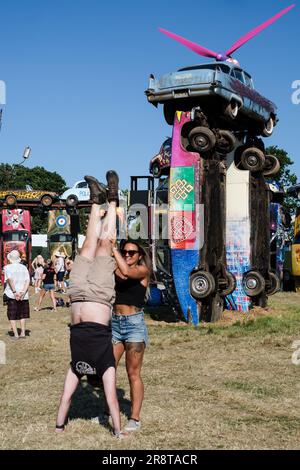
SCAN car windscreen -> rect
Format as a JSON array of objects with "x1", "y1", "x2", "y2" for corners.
[
  {"x1": 178, "y1": 64, "x2": 217, "y2": 72},
  {"x1": 50, "y1": 234, "x2": 72, "y2": 242},
  {"x1": 3, "y1": 231, "x2": 29, "y2": 241}
]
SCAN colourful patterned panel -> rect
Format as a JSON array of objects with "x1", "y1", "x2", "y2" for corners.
[
  {"x1": 226, "y1": 219, "x2": 251, "y2": 311},
  {"x1": 169, "y1": 211, "x2": 196, "y2": 250},
  {"x1": 171, "y1": 249, "x2": 199, "y2": 325},
  {"x1": 169, "y1": 167, "x2": 195, "y2": 211},
  {"x1": 1, "y1": 209, "x2": 31, "y2": 232}
]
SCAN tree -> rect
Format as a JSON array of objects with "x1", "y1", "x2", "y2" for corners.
[
  {"x1": 265, "y1": 146, "x2": 298, "y2": 214},
  {"x1": 0, "y1": 164, "x2": 67, "y2": 193},
  {"x1": 0, "y1": 164, "x2": 67, "y2": 233}
]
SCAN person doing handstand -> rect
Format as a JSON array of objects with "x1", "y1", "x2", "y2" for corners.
[{"x1": 55, "y1": 170, "x2": 127, "y2": 438}]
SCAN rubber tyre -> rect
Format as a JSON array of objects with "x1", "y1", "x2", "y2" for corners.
[
  {"x1": 151, "y1": 163, "x2": 161, "y2": 178},
  {"x1": 261, "y1": 117, "x2": 274, "y2": 137},
  {"x1": 220, "y1": 271, "x2": 237, "y2": 296},
  {"x1": 263, "y1": 155, "x2": 280, "y2": 177},
  {"x1": 188, "y1": 126, "x2": 216, "y2": 153},
  {"x1": 242, "y1": 271, "x2": 265, "y2": 297},
  {"x1": 216, "y1": 130, "x2": 236, "y2": 154},
  {"x1": 224, "y1": 100, "x2": 239, "y2": 119},
  {"x1": 190, "y1": 271, "x2": 216, "y2": 300},
  {"x1": 66, "y1": 194, "x2": 79, "y2": 207},
  {"x1": 41, "y1": 194, "x2": 53, "y2": 207},
  {"x1": 5, "y1": 194, "x2": 17, "y2": 206},
  {"x1": 241, "y1": 147, "x2": 265, "y2": 172},
  {"x1": 163, "y1": 103, "x2": 175, "y2": 126},
  {"x1": 265, "y1": 272, "x2": 280, "y2": 296}
]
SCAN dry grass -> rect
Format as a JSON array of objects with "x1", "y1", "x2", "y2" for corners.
[{"x1": 1, "y1": 289, "x2": 300, "y2": 450}]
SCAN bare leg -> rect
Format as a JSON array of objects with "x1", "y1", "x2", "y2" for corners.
[
  {"x1": 102, "y1": 366, "x2": 121, "y2": 434},
  {"x1": 56, "y1": 368, "x2": 80, "y2": 432},
  {"x1": 36, "y1": 290, "x2": 46, "y2": 310},
  {"x1": 50, "y1": 290, "x2": 57, "y2": 311},
  {"x1": 99, "y1": 201, "x2": 117, "y2": 242},
  {"x1": 10, "y1": 320, "x2": 18, "y2": 338},
  {"x1": 104, "y1": 342, "x2": 125, "y2": 415},
  {"x1": 20, "y1": 319, "x2": 26, "y2": 337},
  {"x1": 80, "y1": 204, "x2": 104, "y2": 260},
  {"x1": 125, "y1": 342, "x2": 145, "y2": 421}
]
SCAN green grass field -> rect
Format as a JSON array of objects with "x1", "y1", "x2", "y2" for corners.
[{"x1": 1, "y1": 290, "x2": 300, "y2": 450}]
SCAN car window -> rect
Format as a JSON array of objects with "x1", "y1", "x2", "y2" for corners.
[
  {"x1": 232, "y1": 69, "x2": 245, "y2": 83},
  {"x1": 244, "y1": 72, "x2": 253, "y2": 88},
  {"x1": 76, "y1": 182, "x2": 88, "y2": 189},
  {"x1": 217, "y1": 64, "x2": 231, "y2": 74},
  {"x1": 178, "y1": 64, "x2": 217, "y2": 72}
]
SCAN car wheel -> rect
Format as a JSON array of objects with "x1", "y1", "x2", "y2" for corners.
[
  {"x1": 40, "y1": 194, "x2": 53, "y2": 207},
  {"x1": 265, "y1": 272, "x2": 280, "y2": 296},
  {"x1": 261, "y1": 117, "x2": 274, "y2": 137},
  {"x1": 5, "y1": 194, "x2": 17, "y2": 206},
  {"x1": 190, "y1": 271, "x2": 216, "y2": 299},
  {"x1": 240, "y1": 147, "x2": 265, "y2": 172},
  {"x1": 66, "y1": 194, "x2": 79, "y2": 207},
  {"x1": 224, "y1": 100, "x2": 239, "y2": 119},
  {"x1": 242, "y1": 271, "x2": 265, "y2": 297},
  {"x1": 220, "y1": 271, "x2": 237, "y2": 296},
  {"x1": 188, "y1": 126, "x2": 216, "y2": 153},
  {"x1": 263, "y1": 155, "x2": 280, "y2": 177},
  {"x1": 163, "y1": 103, "x2": 175, "y2": 126},
  {"x1": 215, "y1": 130, "x2": 236, "y2": 154},
  {"x1": 151, "y1": 163, "x2": 161, "y2": 178}
]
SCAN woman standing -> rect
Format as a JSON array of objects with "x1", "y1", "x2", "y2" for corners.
[
  {"x1": 34, "y1": 260, "x2": 57, "y2": 312},
  {"x1": 111, "y1": 240, "x2": 151, "y2": 432}
]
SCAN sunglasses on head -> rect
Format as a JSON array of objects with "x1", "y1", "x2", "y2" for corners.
[{"x1": 121, "y1": 249, "x2": 139, "y2": 257}]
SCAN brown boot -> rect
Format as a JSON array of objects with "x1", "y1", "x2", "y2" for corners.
[
  {"x1": 106, "y1": 170, "x2": 119, "y2": 204},
  {"x1": 84, "y1": 176, "x2": 107, "y2": 205}
]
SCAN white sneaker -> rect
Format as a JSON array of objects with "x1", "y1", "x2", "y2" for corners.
[{"x1": 124, "y1": 419, "x2": 141, "y2": 432}]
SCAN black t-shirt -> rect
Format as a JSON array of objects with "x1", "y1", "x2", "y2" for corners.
[{"x1": 43, "y1": 267, "x2": 55, "y2": 284}]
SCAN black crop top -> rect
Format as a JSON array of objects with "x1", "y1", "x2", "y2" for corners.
[{"x1": 115, "y1": 275, "x2": 147, "y2": 307}]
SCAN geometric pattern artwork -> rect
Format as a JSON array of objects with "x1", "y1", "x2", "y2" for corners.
[
  {"x1": 170, "y1": 179, "x2": 193, "y2": 201},
  {"x1": 171, "y1": 214, "x2": 194, "y2": 244},
  {"x1": 169, "y1": 167, "x2": 195, "y2": 211}
]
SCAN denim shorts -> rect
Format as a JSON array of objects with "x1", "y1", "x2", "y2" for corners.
[
  {"x1": 111, "y1": 311, "x2": 149, "y2": 346},
  {"x1": 43, "y1": 284, "x2": 55, "y2": 291}
]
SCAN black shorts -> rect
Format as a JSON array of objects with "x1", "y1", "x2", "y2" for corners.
[
  {"x1": 7, "y1": 299, "x2": 30, "y2": 321},
  {"x1": 70, "y1": 322, "x2": 115, "y2": 379},
  {"x1": 57, "y1": 272, "x2": 65, "y2": 282}
]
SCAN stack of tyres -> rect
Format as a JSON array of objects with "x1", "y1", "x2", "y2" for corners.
[
  {"x1": 226, "y1": 137, "x2": 281, "y2": 310},
  {"x1": 165, "y1": 110, "x2": 236, "y2": 324}
]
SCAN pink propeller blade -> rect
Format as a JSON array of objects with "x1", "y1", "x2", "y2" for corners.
[
  {"x1": 159, "y1": 27, "x2": 219, "y2": 59},
  {"x1": 226, "y1": 4, "x2": 295, "y2": 57}
]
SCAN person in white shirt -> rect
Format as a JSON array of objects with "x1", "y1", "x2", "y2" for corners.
[
  {"x1": 54, "y1": 252, "x2": 66, "y2": 293},
  {"x1": 4, "y1": 250, "x2": 30, "y2": 340}
]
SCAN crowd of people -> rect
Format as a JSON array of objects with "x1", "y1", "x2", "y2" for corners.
[{"x1": 3, "y1": 169, "x2": 151, "y2": 439}]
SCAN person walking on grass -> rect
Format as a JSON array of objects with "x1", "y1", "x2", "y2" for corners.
[
  {"x1": 55, "y1": 171, "x2": 128, "y2": 439},
  {"x1": 4, "y1": 250, "x2": 30, "y2": 340},
  {"x1": 34, "y1": 260, "x2": 57, "y2": 312}
]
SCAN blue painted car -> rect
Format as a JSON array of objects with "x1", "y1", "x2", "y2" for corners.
[{"x1": 145, "y1": 61, "x2": 277, "y2": 137}]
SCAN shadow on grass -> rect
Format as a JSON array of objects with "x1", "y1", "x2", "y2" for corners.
[
  {"x1": 145, "y1": 306, "x2": 185, "y2": 324},
  {"x1": 68, "y1": 380, "x2": 131, "y2": 422}
]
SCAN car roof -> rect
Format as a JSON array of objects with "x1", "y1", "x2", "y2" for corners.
[{"x1": 178, "y1": 61, "x2": 251, "y2": 76}]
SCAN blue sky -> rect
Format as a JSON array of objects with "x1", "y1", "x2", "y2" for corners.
[{"x1": 0, "y1": 0, "x2": 299, "y2": 190}]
